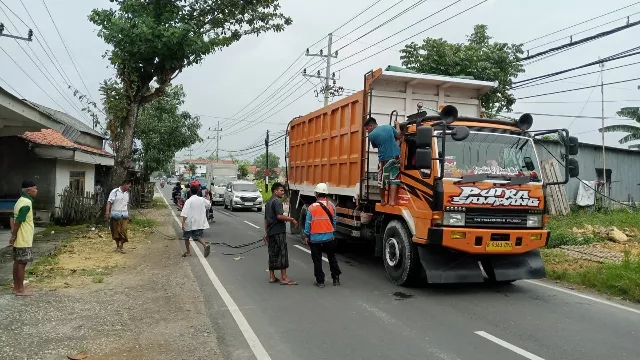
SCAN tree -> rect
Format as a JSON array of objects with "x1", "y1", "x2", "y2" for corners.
[
  {"x1": 253, "y1": 152, "x2": 280, "y2": 181},
  {"x1": 135, "y1": 85, "x2": 202, "y2": 180},
  {"x1": 186, "y1": 163, "x2": 197, "y2": 176},
  {"x1": 89, "y1": 0, "x2": 292, "y2": 185},
  {"x1": 237, "y1": 161, "x2": 250, "y2": 179},
  {"x1": 599, "y1": 107, "x2": 640, "y2": 149},
  {"x1": 400, "y1": 24, "x2": 524, "y2": 116}
]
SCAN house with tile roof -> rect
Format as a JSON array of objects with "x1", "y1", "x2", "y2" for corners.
[{"x1": 0, "y1": 96, "x2": 114, "y2": 218}]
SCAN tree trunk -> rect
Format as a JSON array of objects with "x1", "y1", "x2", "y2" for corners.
[{"x1": 111, "y1": 102, "x2": 140, "y2": 187}]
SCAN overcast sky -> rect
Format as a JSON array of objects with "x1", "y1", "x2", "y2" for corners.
[{"x1": 1, "y1": 0, "x2": 639, "y2": 165}]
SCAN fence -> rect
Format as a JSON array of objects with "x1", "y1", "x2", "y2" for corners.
[
  {"x1": 55, "y1": 187, "x2": 105, "y2": 225},
  {"x1": 129, "y1": 181, "x2": 155, "y2": 208}
]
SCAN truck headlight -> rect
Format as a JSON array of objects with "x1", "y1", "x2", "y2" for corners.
[
  {"x1": 443, "y1": 212, "x2": 465, "y2": 226},
  {"x1": 527, "y1": 214, "x2": 542, "y2": 228}
]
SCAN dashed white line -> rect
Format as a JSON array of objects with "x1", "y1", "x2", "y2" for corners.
[
  {"x1": 475, "y1": 331, "x2": 545, "y2": 360},
  {"x1": 293, "y1": 244, "x2": 328, "y2": 262},
  {"x1": 524, "y1": 280, "x2": 640, "y2": 315},
  {"x1": 158, "y1": 191, "x2": 272, "y2": 360},
  {"x1": 244, "y1": 220, "x2": 261, "y2": 229}
]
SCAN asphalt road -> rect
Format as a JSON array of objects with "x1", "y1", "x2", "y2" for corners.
[{"x1": 158, "y1": 187, "x2": 640, "y2": 360}]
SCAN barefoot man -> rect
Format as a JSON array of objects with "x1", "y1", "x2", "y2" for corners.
[
  {"x1": 180, "y1": 186, "x2": 212, "y2": 257},
  {"x1": 264, "y1": 182, "x2": 298, "y2": 285},
  {"x1": 9, "y1": 180, "x2": 38, "y2": 296},
  {"x1": 105, "y1": 180, "x2": 132, "y2": 253}
]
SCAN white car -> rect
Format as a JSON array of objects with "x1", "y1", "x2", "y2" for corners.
[{"x1": 223, "y1": 180, "x2": 263, "y2": 212}]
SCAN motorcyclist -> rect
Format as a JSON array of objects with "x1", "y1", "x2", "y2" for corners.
[{"x1": 172, "y1": 182, "x2": 182, "y2": 200}]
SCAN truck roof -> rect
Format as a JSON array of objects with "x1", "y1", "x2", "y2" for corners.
[{"x1": 375, "y1": 70, "x2": 497, "y2": 95}]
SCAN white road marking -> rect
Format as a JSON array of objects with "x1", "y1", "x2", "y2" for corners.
[
  {"x1": 359, "y1": 302, "x2": 397, "y2": 324},
  {"x1": 244, "y1": 221, "x2": 260, "y2": 229},
  {"x1": 475, "y1": 331, "x2": 544, "y2": 360},
  {"x1": 158, "y1": 191, "x2": 272, "y2": 360},
  {"x1": 294, "y1": 244, "x2": 328, "y2": 262},
  {"x1": 524, "y1": 280, "x2": 640, "y2": 315}
]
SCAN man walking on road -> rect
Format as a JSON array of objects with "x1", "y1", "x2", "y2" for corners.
[
  {"x1": 364, "y1": 117, "x2": 403, "y2": 206},
  {"x1": 304, "y1": 183, "x2": 341, "y2": 288},
  {"x1": 264, "y1": 182, "x2": 298, "y2": 285},
  {"x1": 9, "y1": 180, "x2": 38, "y2": 296},
  {"x1": 105, "y1": 180, "x2": 132, "y2": 253},
  {"x1": 180, "y1": 186, "x2": 212, "y2": 258}
]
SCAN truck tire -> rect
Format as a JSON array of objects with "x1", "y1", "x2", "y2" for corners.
[
  {"x1": 383, "y1": 220, "x2": 420, "y2": 286},
  {"x1": 298, "y1": 206, "x2": 308, "y2": 245}
]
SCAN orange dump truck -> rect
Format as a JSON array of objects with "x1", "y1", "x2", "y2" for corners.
[{"x1": 286, "y1": 67, "x2": 580, "y2": 286}]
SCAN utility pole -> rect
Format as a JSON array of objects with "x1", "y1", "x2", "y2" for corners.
[
  {"x1": 207, "y1": 122, "x2": 223, "y2": 161},
  {"x1": 264, "y1": 130, "x2": 269, "y2": 192},
  {"x1": 0, "y1": 23, "x2": 33, "y2": 42},
  {"x1": 600, "y1": 60, "x2": 607, "y2": 207},
  {"x1": 303, "y1": 33, "x2": 339, "y2": 106}
]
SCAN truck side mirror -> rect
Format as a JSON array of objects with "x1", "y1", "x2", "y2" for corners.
[
  {"x1": 416, "y1": 126, "x2": 433, "y2": 148},
  {"x1": 451, "y1": 126, "x2": 470, "y2": 141},
  {"x1": 568, "y1": 136, "x2": 579, "y2": 155},
  {"x1": 416, "y1": 149, "x2": 432, "y2": 170},
  {"x1": 568, "y1": 158, "x2": 579, "y2": 178}
]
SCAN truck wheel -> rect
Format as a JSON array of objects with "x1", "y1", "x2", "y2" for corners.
[
  {"x1": 298, "y1": 206, "x2": 308, "y2": 245},
  {"x1": 383, "y1": 220, "x2": 420, "y2": 286}
]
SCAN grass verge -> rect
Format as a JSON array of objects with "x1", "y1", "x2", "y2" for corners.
[
  {"x1": 546, "y1": 209, "x2": 640, "y2": 248},
  {"x1": 542, "y1": 249, "x2": 640, "y2": 302}
]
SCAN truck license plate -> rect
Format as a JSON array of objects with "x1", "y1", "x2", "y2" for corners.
[{"x1": 486, "y1": 241, "x2": 513, "y2": 251}]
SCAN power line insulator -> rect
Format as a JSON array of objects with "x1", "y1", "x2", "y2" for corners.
[
  {"x1": 303, "y1": 68, "x2": 307, "y2": 75},
  {"x1": 27, "y1": 29, "x2": 33, "y2": 41},
  {"x1": 319, "y1": 49, "x2": 323, "y2": 56},
  {"x1": 306, "y1": 48, "x2": 309, "y2": 55}
]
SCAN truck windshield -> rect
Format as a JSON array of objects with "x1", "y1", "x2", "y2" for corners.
[
  {"x1": 436, "y1": 132, "x2": 541, "y2": 181},
  {"x1": 214, "y1": 176, "x2": 235, "y2": 187},
  {"x1": 234, "y1": 184, "x2": 258, "y2": 192}
]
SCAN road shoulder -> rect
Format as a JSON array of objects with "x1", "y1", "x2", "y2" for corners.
[{"x1": 0, "y1": 207, "x2": 221, "y2": 359}]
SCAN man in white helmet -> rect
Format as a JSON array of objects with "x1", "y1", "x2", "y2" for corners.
[{"x1": 303, "y1": 183, "x2": 341, "y2": 287}]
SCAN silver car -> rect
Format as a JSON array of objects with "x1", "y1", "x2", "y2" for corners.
[{"x1": 223, "y1": 180, "x2": 263, "y2": 212}]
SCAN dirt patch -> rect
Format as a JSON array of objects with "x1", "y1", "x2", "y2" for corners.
[
  {"x1": 541, "y1": 248, "x2": 601, "y2": 273},
  {"x1": 0, "y1": 207, "x2": 219, "y2": 359}
]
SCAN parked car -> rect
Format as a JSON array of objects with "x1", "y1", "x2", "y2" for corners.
[{"x1": 223, "y1": 180, "x2": 263, "y2": 212}]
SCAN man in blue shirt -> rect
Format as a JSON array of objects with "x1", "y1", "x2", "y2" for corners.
[{"x1": 365, "y1": 117, "x2": 403, "y2": 206}]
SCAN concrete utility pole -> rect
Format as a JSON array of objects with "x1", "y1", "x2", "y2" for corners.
[
  {"x1": 264, "y1": 130, "x2": 269, "y2": 192},
  {"x1": 0, "y1": 23, "x2": 33, "y2": 42},
  {"x1": 600, "y1": 60, "x2": 607, "y2": 207},
  {"x1": 303, "y1": 33, "x2": 339, "y2": 106},
  {"x1": 207, "y1": 122, "x2": 223, "y2": 161}
]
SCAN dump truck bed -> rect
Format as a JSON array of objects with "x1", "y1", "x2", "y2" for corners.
[{"x1": 287, "y1": 69, "x2": 495, "y2": 199}]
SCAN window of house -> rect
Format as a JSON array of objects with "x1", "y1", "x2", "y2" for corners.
[{"x1": 69, "y1": 171, "x2": 86, "y2": 194}]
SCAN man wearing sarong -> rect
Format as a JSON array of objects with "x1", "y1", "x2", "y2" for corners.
[
  {"x1": 105, "y1": 180, "x2": 132, "y2": 253},
  {"x1": 264, "y1": 182, "x2": 298, "y2": 285}
]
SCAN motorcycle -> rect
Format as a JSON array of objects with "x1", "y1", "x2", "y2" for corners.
[{"x1": 160, "y1": 181, "x2": 165, "y2": 188}]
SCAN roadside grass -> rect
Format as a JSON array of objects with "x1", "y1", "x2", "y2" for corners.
[
  {"x1": 542, "y1": 249, "x2": 640, "y2": 302},
  {"x1": 152, "y1": 197, "x2": 166, "y2": 209},
  {"x1": 25, "y1": 217, "x2": 151, "y2": 289},
  {"x1": 545, "y1": 209, "x2": 640, "y2": 248}
]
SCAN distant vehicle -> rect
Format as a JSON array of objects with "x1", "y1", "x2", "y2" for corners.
[
  {"x1": 206, "y1": 163, "x2": 238, "y2": 205},
  {"x1": 167, "y1": 177, "x2": 178, "y2": 185},
  {"x1": 223, "y1": 180, "x2": 262, "y2": 212}
]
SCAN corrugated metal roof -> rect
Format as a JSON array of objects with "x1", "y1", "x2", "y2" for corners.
[{"x1": 24, "y1": 101, "x2": 106, "y2": 139}]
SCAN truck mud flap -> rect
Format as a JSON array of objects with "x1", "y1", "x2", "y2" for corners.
[
  {"x1": 483, "y1": 249, "x2": 546, "y2": 282},
  {"x1": 417, "y1": 245, "x2": 484, "y2": 284}
]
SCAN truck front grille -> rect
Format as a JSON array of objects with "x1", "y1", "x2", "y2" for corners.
[{"x1": 465, "y1": 210, "x2": 528, "y2": 228}]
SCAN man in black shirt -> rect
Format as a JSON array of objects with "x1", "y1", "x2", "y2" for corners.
[{"x1": 264, "y1": 182, "x2": 298, "y2": 285}]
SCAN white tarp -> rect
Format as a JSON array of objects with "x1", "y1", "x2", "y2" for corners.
[{"x1": 576, "y1": 180, "x2": 596, "y2": 206}]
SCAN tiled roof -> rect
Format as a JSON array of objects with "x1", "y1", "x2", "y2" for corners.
[{"x1": 21, "y1": 129, "x2": 113, "y2": 157}]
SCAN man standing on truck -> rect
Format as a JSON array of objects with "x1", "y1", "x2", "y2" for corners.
[
  {"x1": 264, "y1": 182, "x2": 298, "y2": 285},
  {"x1": 364, "y1": 117, "x2": 403, "y2": 206},
  {"x1": 304, "y1": 183, "x2": 341, "y2": 288},
  {"x1": 9, "y1": 180, "x2": 38, "y2": 296}
]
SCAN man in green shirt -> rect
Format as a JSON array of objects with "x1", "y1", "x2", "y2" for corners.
[{"x1": 9, "y1": 180, "x2": 38, "y2": 296}]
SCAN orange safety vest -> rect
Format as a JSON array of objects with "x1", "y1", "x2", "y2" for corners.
[{"x1": 308, "y1": 200, "x2": 336, "y2": 234}]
